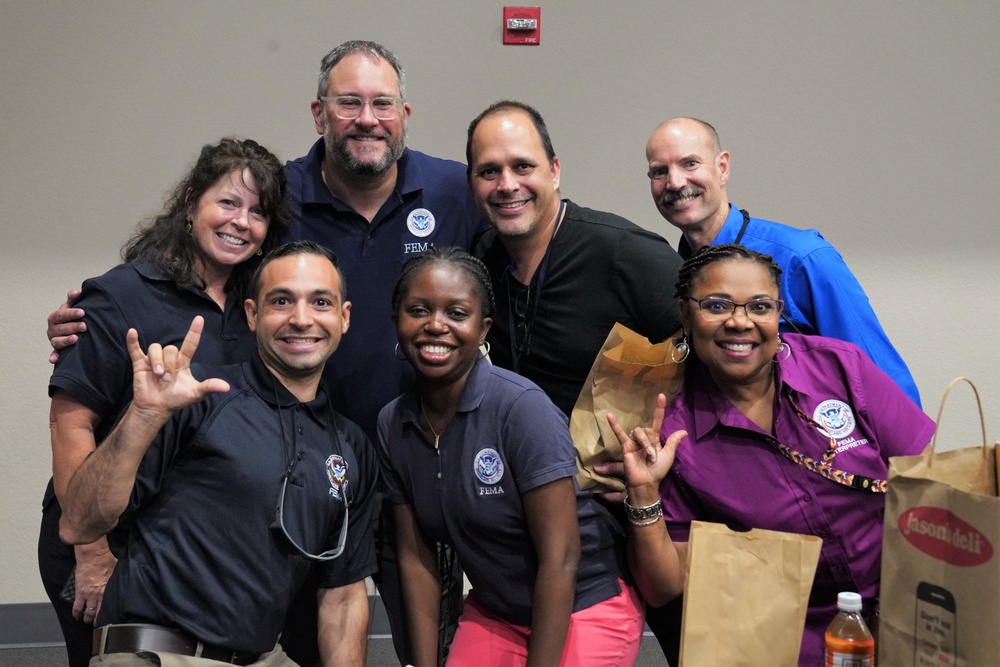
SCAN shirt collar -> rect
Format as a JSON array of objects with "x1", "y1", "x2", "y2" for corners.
[
  {"x1": 686, "y1": 334, "x2": 811, "y2": 439},
  {"x1": 244, "y1": 351, "x2": 332, "y2": 426},
  {"x1": 399, "y1": 355, "x2": 491, "y2": 431},
  {"x1": 132, "y1": 250, "x2": 235, "y2": 310},
  {"x1": 132, "y1": 250, "x2": 175, "y2": 283},
  {"x1": 298, "y1": 139, "x2": 420, "y2": 208},
  {"x1": 677, "y1": 204, "x2": 740, "y2": 258}
]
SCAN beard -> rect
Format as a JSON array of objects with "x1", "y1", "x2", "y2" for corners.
[{"x1": 324, "y1": 121, "x2": 407, "y2": 178}]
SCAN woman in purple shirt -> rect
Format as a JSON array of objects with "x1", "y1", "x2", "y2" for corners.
[{"x1": 608, "y1": 244, "x2": 934, "y2": 665}]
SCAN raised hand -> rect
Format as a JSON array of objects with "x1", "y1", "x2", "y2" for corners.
[
  {"x1": 127, "y1": 316, "x2": 230, "y2": 422},
  {"x1": 607, "y1": 393, "x2": 686, "y2": 490}
]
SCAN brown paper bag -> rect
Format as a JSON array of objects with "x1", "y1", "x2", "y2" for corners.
[
  {"x1": 880, "y1": 377, "x2": 1000, "y2": 666},
  {"x1": 679, "y1": 521, "x2": 822, "y2": 666},
  {"x1": 569, "y1": 323, "x2": 684, "y2": 493}
]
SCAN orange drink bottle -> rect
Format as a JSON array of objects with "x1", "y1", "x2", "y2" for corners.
[{"x1": 825, "y1": 591, "x2": 875, "y2": 667}]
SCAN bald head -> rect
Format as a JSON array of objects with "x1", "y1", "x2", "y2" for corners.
[
  {"x1": 646, "y1": 117, "x2": 721, "y2": 160},
  {"x1": 646, "y1": 118, "x2": 731, "y2": 249}
]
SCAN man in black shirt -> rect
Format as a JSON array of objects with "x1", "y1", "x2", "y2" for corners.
[{"x1": 59, "y1": 242, "x2": 377, "y2": 666}]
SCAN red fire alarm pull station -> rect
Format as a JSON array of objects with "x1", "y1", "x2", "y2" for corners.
[{"x1": 503, "y1": 7, "x2": 541, "y2": 45}]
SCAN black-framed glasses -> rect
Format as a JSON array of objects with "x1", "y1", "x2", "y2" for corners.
[
  {"x1": 512, "y1": 285, "x2": 531, "y2": 355},
  {"x1": 274, "y1": 457, "x2": 349, "y2": 561},
  {"x1": 685, "y1": 296, "x2": 784, "y2": 322},
  {"x1": 318, "y1": 95, "x2": 403, "y2": 120}
]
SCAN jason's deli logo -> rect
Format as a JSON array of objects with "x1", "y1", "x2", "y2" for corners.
[{"x1": 899, "y1": 506, "x2": 993, "y2": 567}]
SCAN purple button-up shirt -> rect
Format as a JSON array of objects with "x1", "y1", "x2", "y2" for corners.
[{"x1": 659, "y1": 333, "x2": 934, "y2": 665}]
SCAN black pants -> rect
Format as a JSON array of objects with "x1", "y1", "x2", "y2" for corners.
[
  {"x1": 645, "y1": 596, "x2": 683, "y2": 666},
  {"x1": 37, "y1": 495, "x2": 95, "y2": 667}
]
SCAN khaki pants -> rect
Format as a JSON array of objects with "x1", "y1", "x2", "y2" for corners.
[{"x1": 89, "y1": 644, "x2": 298, "y2": 667}]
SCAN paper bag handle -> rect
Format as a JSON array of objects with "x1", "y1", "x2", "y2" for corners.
[{"x1": 929, "y1": 376, "x2": 988, "y2": 463}]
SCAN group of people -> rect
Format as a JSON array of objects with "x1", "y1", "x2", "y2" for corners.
[{"x1": 38, "y1": 39, "x2": 930, "y2": 667}]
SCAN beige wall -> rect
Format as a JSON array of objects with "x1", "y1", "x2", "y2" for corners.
[{"x1": 2, "y1": 0, "x2": 998, "y2": 603}]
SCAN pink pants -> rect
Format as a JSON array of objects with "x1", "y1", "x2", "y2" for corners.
[{"x1": 445, "y1": 579, "x2": 645, "y2": 667}]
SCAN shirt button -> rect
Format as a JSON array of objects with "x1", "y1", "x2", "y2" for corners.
[
  {"x1": 437, "y1": 472, "x2": 442, "y2": 479},
  {"x1": 803, "y1": 494, "x2": 812, "y2": 502}
]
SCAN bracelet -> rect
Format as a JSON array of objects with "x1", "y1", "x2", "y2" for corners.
[
  {"x1": 629, "y1": 514, "x2": 662, "y2": 527},
  {"x1": 624, "y1": 492, "x2": 663, "y2": 523}
]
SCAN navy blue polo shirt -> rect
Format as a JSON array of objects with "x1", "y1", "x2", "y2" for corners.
[
  {"x1": 377, "y1": 356, "x2": 627, "y2": 626},
  {"x1": 99, "y1": 353, "x2": 378, "y2": 654},
  {"x1": 46, "y1": 252, "x2": 257, "y2": 513},
  {"x1": 285, "y1": 141, "x2": 488, "y2": 437}
]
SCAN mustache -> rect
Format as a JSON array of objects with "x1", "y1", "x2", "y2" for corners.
[{"x1": 661, "y1": 186, "x2": 704, "y2": 205}]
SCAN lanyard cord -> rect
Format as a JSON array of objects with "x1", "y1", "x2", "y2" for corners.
[
  {"x1": 504, "y1": 200, "x2": 566, "y2": 373},
  {"x1": 762, "y1": 387, "x2": 886, "y2": 493}
]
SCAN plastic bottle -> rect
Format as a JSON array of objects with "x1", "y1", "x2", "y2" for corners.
[{"x1": 825, "y1": 591, "x2": 875, "y2": 667}]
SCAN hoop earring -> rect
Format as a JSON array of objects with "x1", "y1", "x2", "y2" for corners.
[
  {"x1": 670, "y1": 335, "x2": 690, "y2": 364},
  {"x1": 185, "y1": 219, "x2": 193, "y2": 233},
  {"x1": 480, "y1": 341, "x2": 491, "y2": 356},
  {"x1": 774, "y1": 335, "x2": 791, "y2": 363},
  {"x1": 394, "y1": 343, "x2": 407, "y2": 361}
]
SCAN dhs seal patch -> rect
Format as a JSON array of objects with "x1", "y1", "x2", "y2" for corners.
[
  {"x1": 406, "y1": 208, "x2": 436, "y2": 237},
  {"x1": 326, "y1": 455, "x2": 348, "y2": 500},
  {"x1": 812, "y1": 400, "x2": 856, "y2": 440},
  {"x1": 473, "y1": 448, "x2": 504, "y2": 485}
]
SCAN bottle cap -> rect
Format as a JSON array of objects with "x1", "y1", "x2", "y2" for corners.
[{"x1": 837, "y1": 591, "x2": 863, "y2": 611}]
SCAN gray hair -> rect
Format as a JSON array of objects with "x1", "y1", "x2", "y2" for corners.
[{"x1": 316, "y1": 40, "x2": 406, "y2": 99}]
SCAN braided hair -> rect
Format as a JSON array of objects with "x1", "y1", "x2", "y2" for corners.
[
  {"x1": 674, "y1": 244, "x2": 783, "y2": 300},
  {"x1": 392, "y1": 246, "x2": 496, "y2": 320}
]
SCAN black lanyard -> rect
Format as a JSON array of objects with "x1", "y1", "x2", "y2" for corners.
[
  {"x1": 734, "y1": 208, "x2": 750, "y2": 245},
  {"x1": 504, "y1": 200, "x2": 566, "y2": 373}
]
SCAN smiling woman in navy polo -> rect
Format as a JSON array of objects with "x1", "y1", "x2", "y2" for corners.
[
  {"x1": 40, "y1": 138, "x2": 290, "y2": 667},
  {"x1": 378, "y1": 246, "x2": 644, "y2": 666}
]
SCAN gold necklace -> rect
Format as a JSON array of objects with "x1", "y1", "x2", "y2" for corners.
[{"x1": 421, "y1": 402, "x2": 443, "y2": 449}]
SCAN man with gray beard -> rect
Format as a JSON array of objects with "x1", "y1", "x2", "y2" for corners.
[
  {"x1": 283, "y1": 41, "x2": 486, "y2": 666},
  {"x1": 287, "y1": 41, "x2": 487, "y2": 436}
]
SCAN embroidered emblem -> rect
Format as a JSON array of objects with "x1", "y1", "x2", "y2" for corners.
[
  {"x1": 812, "y1": 400, "x2": 856, "y2": 440},
  {"x1": 473, "y1": 448, "x2": 504, "y2": 485},
  {"x1": 326, "y1": 455, "x2": 348, "y2": 500},
  {"x1": 406, "y1": 208, "x2": 436, "y2": 237}
]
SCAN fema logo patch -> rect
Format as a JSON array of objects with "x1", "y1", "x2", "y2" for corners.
[
  {"x1": 326, "y1": 455, "x2": 348, "y2": 500},
  {"x1": 812, "y1": 400, "x2": 856, "y2": 440},
  {"x1": 406, "y1": 208, "x2": 436, "y2": 237},
  {"x1": 473, "y1": 448, "x2": 504, "y2": 485}
]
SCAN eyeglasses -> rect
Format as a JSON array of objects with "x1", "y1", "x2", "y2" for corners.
[
  {"x1": 318, "y1": 95, "x2": 403, "y2": 121},
  {"x1": 512, "y1": 285, "x2": 532, "y2": 355},
  {"x1": 274, "y1": 456, "x2": 349, "y2": 561},
  {"x1": 685, "y1": 296, "x2": 784, "y2": 321}
]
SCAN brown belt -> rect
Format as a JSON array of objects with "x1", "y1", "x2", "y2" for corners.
[{"x1": 92, "y1": 623, "x2": 262, "y2": 665}]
